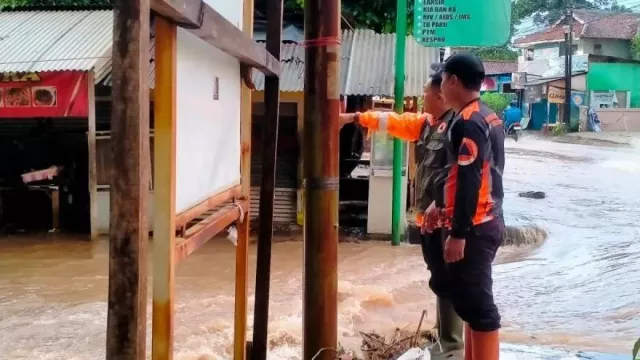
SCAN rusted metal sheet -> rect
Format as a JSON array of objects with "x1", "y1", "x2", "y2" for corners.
[
  {"x1": 251, "y1": 0, "x2": 283, "y2": 358},
  {"x1": 151, "y1": 15, "x2": 178, "y2": 360},
  {"x1": 302, "y1": 0, "x2": 340, "y2": 358},
  {"x1": 175, "y1": 200, "x2": 249, "y2": 262},
  {"x1": 106, "y1": 0, "x2": 151, "y2": 359},
  {"x1": 175, "y1": 184, "x2": 242, "y2": 231}
]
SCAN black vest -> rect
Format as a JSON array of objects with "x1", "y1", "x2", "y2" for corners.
[{"x1": 414, "y1": 110, "x2": 454, "y2": 211}]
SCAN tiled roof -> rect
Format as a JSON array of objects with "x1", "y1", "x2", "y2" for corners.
[
  {"x1": 252, "y1": 29, "x2": 440, "y2": 97},
  {"x1": 483, "y1": 61, "x2": 518, "y2": 75},
  {"x1": 514, "y1": 9, "x2": 640, "y2": 46}
]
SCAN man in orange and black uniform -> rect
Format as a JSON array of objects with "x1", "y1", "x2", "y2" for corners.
[
  {"x1": 434, "y1": 53, "x2": 506, "y2": 360},
  {"x1": 339, "y1": 70, "x2": 465, "y2": 359}
]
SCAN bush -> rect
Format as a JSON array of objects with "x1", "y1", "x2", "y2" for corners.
[{"x1": 481, "y1": 92, "x2": 511, "y2": 116}]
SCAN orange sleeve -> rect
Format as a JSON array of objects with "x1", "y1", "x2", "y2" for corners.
[{"x1": 359, "y1": 111, "x2": 429, "y2": 141}]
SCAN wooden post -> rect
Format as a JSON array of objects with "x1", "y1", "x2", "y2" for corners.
[
  {"x1": 88, "y1": 70, "x2": 98, "y2": 241},
  {"x1": 152, "y1": 15, "x2": 177, "y2": 360},
  {"x1": 234, "y1": 0, "x2": 254, "y2": 358},
  {"x1": 251, "y1": 0, "x2": 283, "y2": 358},
  {"x1": 106, "y1": 0, "x2": 151, "y2": 359},
  {"x1": 303, "y1": 0, "x2": 340, "y2": 357}
]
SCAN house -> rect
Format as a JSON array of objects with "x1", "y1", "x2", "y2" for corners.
[
  {"x1": 513, "y1": 10, "x2": 640, "y2": 131},
  {"x1": 514, "y1": 9, "x2": 640, "y2": 63},
  {"x1": 481, "y1": 61, "x2": 518, "y2": 93}
]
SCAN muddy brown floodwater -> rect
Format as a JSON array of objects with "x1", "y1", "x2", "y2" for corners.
[{"x1": 0, "y1": 137, "x2": 639, "y2": 360}]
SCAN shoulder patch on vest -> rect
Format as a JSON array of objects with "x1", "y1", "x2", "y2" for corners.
[{"x1": 458, "y1": 137, "x2": 478, "y2": 166}]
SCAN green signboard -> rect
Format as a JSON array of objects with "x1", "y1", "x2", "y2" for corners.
[{"x1": 413, "y1": 0, "x2": 511, "y2": 47}]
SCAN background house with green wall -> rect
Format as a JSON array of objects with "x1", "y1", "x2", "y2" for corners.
[{"x1": 587, "y1": 61, "x2": 640, "y2": 108}]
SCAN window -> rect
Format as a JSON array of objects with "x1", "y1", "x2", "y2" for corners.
[{"x1": 594, "y1": 44, "x2": 602, "y2": 55}]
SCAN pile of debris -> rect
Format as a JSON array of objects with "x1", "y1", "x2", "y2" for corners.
[{"x1": 337, "y1": 311, "x2": 437, "y2": 360}]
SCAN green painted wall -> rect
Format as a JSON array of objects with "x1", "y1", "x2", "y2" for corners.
[{"x1": 587, "y1": 62, "x2": 640, "y2": 107}]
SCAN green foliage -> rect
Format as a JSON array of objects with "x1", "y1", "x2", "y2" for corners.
[
  {"x1": 456, "y1": 46, "x2": 518, "y2": 61},
  {"x1": 633, "y1": 337, "x2": 639, "y2": 360},
  {"x1": 481, "y1": 92, "x2": 511, "y2": 115},
  {"x1": 512, "y1": 0, "x2": 630, "y2": 26},
  {"x1": 631, "y1": 34, "x2": 640, "y2": 60},
  {"x1": 0, "y1": 0, "x2": 110, "y2": 8}
]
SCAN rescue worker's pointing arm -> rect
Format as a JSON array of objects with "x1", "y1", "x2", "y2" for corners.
[
  {"x1": 450, "y1": 116, "x2": 488, "y2": 239},
  {"x1": 340, "y1": 112, "x2": 430, "y2": 142}
]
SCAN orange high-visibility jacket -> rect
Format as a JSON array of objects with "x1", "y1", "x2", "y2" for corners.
[{"x1": 358, "y1": 111, "x2": 434, "y2": 142}]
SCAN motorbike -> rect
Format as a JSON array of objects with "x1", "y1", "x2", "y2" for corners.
[{"x1": 505, "y1": 122, "x2": 522, "y2": 142}]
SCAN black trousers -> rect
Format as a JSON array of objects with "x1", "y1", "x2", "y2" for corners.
[{"x1": 420, "y1": 217, "x2": 504, "y2": 332}]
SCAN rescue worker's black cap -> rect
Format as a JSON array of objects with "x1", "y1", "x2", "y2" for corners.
[{"x1": 433, "y1": 53, "x2": 485, "y2": 91}]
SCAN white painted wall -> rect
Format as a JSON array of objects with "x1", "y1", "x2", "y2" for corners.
[
  {"x1": 203, "y1": 0, "x2": 243, "y2": 29},
  {"x1": 579, "y1": 38, "x2": 631, "y2": 59},
  {"x1": 175, "y1": 27, "x2": 241, "y2": 213}
]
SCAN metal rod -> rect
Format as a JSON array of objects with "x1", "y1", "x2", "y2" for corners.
[
  {"x1": 302, "y1": 0, "x2": 340, "y2": 358},
  {"x1": 250, "y1": 0, "x2": 283, "y2": 358},
  {"x1": 392, "y1": 0, "x2": 407, "y2": 246},
  {"x1": 106, "y1": 0, "x2": 150, "y2": 358}
]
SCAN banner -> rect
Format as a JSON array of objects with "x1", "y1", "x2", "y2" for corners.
[
  {"x1": 0, "y1": 71, "x2": 89, "y2": 118},
  {"x1": 414, "y1": 0, "x2": 511, "y2": 47},
  {"x1": 548, "y1": 86, "x2": 565, "y2": 104}
]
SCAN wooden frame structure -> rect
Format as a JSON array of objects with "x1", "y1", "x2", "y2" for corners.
[{"x1": 107, "y1": 0, "x2": 280, "y2": 359}]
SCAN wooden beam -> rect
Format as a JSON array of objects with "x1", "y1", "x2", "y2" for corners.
[
  {"x1": 174, "y1": 184, "x2": 242, "y2": 230},
  {"x1": 150, "y1": 0, "x2": 201, "y2": 28},
  {"x1": 234, "y1": 0, "x2": 254, "y2": 357},
  {"x1": 150, "y1": 0, "x2": 279, "y2": 75},
  {"x1": 151, "y1": 15, "x2": 178, "y2": 360},
  {"x1": 188, "y1": 4, "x2": 280, "y2": 76},
  {"x1": 106, "y1": 0, "x2": 151, "y2": 359},
  {"x1": 174, "y1": 200, "x2": 249, "y2": 262},
  {"x1": 88, "y1": 71, "x2": 98, "y2": 241}
]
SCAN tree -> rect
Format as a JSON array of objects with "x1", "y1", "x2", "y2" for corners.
[
  {"x1": 512, "y1": 0, "x2": 629, "y2": 26},
  {"x1": 0, "y1": 0, "x2": 110, "y2": 8}
]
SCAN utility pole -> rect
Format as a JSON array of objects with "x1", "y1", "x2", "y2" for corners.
[
  {"x1": 251, "y1": 0, "x2": 283, "y2": 358},
  {"x1": 391, "y1": 0, "x2": 407, "y2": 246},
  {"x1": 302, "y1": 0, "x2": 340, "y2": 358},
  {"x1": 564, "y1": 0, "x2": 573, "y2": 125}
]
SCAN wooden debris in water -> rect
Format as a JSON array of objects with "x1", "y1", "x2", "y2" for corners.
[{"x1": 356, "y1": 310, "x2": 438, "y2": 360}]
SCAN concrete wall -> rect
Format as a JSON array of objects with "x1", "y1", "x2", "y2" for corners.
[
  {"x1": 594, "y1": 108, "x2": 640, "y2": 131},
  {"x1": 533, "y1": 43, "x2": 560, "y2": 60},
  {"x1": 588, "y1": 62, "x2": 640, "y2": 108},
  {"x1": 580, "y1": 38, "x2": 631, "y2": 59}
]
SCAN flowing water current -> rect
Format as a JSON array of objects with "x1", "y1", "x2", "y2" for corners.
[{"x1": 0, "y1": 137, "x2": 639, "y2": 359}]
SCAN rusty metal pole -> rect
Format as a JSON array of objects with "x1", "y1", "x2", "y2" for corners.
[
  {"x1": 250, "y1": 0, "x2": 283, "y2": 359},
  {"x1": 107, "y1": 0, "x2": 150, "y2": 359},
  {"x1": 302, "y1": 0, "x2": 340, "y2": 358}
]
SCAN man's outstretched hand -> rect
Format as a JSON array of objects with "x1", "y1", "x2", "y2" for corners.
[{"x1": 444, "y1": 236, "x2": 466, "y2": 263}]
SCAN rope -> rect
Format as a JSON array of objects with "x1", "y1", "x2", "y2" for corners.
[{"x1": 300, "y1": 37, "x2": 342, "y2": 48}]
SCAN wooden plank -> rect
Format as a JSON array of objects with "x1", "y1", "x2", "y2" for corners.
[
  {"x1": 187, "y1": 4, "x2": 280, "y2": 76},
  {"x1": 87, "y1": 71, "x2": 98, "y2": 241},
  {"x1": 175, "y1": 200, "x2": 249, "y2": 262},
  {"x1": 175, "y1": 184, "x2": 242, "y2": 230},
  {"x1": 234, "y1": 0, "x2": 254, "y2": 357},
  {"x1": 151, "y1": 15, "x2": 177, "y2": 360},
  {"x1": 149, "y1": 0, "x2": 201, "y2": 28},
  {"x1": 106, "y1": 0, "x2": 151, "y2": 359}
]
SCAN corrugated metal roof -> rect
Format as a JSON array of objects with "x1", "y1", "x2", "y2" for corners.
[
  {"x1": 346, "y1": 29, "x2": 439, "y2": 97},
  {"x1": 97, "y1": 39, "x2": 156, "y2": 88},
  {"x1": 0, "y1": 10, "x2": 113, "y2": 74},
  {"x1": 251, "y1": 30, "x2": 353, "y2": 93},
  {"x1": 252, "y1": 29, "x2": 439, "y2": 96}
]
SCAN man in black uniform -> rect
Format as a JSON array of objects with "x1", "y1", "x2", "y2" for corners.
[
  {"x1": 340, "y1": 70, "x2": 464, "y2": 359},
  {"x1": 433, "y1": 53, "x2": 506, "y2": 360}
]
